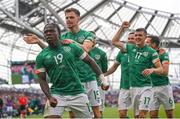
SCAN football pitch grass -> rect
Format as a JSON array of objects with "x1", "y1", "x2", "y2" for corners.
[{"x1": 26, "y1": 103, "x2": 180, "y2": 118}]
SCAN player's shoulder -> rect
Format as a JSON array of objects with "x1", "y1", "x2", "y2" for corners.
[
  {"x1": 62, "y1": 42, "x2": 82, "y2": 51},
  {"x1": 79, "y1": 29, "x2": 89, "y2": 33},
  {"x1": 36, "y1": 48, "x2": 48, "y2": 60},
  {"x1": 146, "y1": 45, "x2": 156, "y2": 52},
  {"x1": 127, "y1": 43, "x2": 135, "y2": 49},
  {"x1": 159, "y1": 48, "x2": 166, "y2": 55},
  {"x1": 61, "y1": 31, "x2": 70, "y2": 36},
  {"x1": 116, "y1": 50, "x2": 123, "y2": 57},
  {"x1": 95, "y1": 47, "x2": 106, "y2": 54},
  {"x1": 39, "y1": 47, "x2": 49, "y2": 54}
]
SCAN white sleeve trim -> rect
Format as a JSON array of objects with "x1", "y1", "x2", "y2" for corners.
[
  {"x1": 123, "y1": 43, "x2": 127, "y2": 51},
  {"x1": 79, "y1": 52, "x2": 87, "y2": 60}
]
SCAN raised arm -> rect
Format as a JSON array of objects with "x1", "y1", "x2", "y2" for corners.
[
  {"x1": 112, "y1": 21, "x2": 129, "y2": 50},
  {"x1": 23, "y1": 34, "x2": 47, "y2": 49}
]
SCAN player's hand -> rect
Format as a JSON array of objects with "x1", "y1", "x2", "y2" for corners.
[
  {"x1": 99, "y1": 74, "x2": 110, "y2": 90},
  {"x1": 62, "y1": 39, "x2": 73, "y2": 44},
  {"x1": 49, "y1": 96, "x2": 58, "y2": 107},
  {"x1": 101, "y1": 84, "x2": 109, "y2": 91},
  {"x1": 142, "y1": 68, "x2": 154, "y2": 76},
  {"x1": 121, "y1": 21, "x2": 130, "y2": 29},
  {"x1": 23, "y1": 34, "x2": 40, "y2": 44}
]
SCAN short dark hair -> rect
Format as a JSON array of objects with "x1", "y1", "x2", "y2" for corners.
[
  {"x1": 129, "y1": 32, "x2": 134, "y2": 35},
  {"x1": 135, "y1": 28, "x2": 147, "y2": 35},
  {"x1": 65, "y1": 8, "x2": 80, "y2": 16},
  {"x1": 44, "y1": 23, "x2": 61, "y2": 35},
  {"x1": 147, "y1": 35, "x2": 160, "y2": 47}
]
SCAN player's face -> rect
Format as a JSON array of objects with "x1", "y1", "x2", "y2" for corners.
[
  {"x1": 43, "y1": 25, "x2": 59, "y2": 44},
  {"x1": 65, "y1": 11, "x2": 80, "y2": 29},
  {"x1": 135, "y1": 31, "x2": 146, "y2": 46},
  {"x1": 145, "y1": 37, "x2": 156, "y2": 49},
  {"x1": 128, "y1": 34, "x2": 135, "y2": 44},
  {"x1": 145, "y1": 37, "x2": 151, "y2": 46}
]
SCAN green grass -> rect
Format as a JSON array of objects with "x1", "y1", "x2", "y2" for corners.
[
  {"x1": 25, "y1": 103, "x2": 180, "y2": 118},
  {"x1": 11, "y1": 73, "x2": 22, "y2": 84}
]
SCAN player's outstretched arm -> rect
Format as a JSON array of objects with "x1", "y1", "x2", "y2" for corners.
[
  {"x1": 104, "y1": 62, "x2": 119, "y2": 76},
  {"x1": 23, "y1": 33, "x2": 47, "y2": 49},
  {"x1": 112, "y1": 21, "x2": 129, "y2": 50}
]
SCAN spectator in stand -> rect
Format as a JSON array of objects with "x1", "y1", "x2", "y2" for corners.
[
  {"x1": 6, "y1": 96, "x2": 14, "y2": 118},
  {"x1": 0, "y1": 96, "x2": 3, "y2": 118},
  {"x1": 18, "y1": 93, "x2": 28, "y2": 118}
]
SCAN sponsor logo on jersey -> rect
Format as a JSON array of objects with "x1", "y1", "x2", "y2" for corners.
[
  {"x1": 63, "y1": 46, "x2": 71, "y2": 52},
  {"x1": 152, "y1": 52, "x2": 158, "y2": 56}
]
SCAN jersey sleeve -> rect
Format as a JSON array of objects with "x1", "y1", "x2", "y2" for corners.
[
  {"x1": 124, "y1": 43, "x2": 135, "y2": 53},
  {"x1": 60, "y1": 34, "x2": 65, "y2": 41},
  {"x1": 71, "y1": 43, "x2": 87, "y2": 60},
  {"x1": 162, "y1": 52, "x2": 169, "y2": 64},
  {"x1": 84, "y1": 31, "x2": 95, "y2": 42},
  {"x1": 116, "y1": 52, "x2": 122, "y2": 64},
  {"x1": 151, "y1": 50, "x2": 160, "y2": 64},
  {"x1": 35, "y1": 53, "x2": 46, "y2": 74}
]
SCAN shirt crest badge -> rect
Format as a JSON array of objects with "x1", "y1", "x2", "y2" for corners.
[
  {"x1": 143, "y1": 52, "x2": 148, "y2": 57},
  {"x1": 63, "y1": 46, "x2": 71, "y2": 52},
  {"x1": 95, "y1": 54, "x2": 100, "y2": 60},
  {"x1": 78, "y1": 36, "x2": 85, "y2": 43}
]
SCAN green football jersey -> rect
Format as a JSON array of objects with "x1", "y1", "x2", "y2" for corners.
[
  {"x1": 126, "y1": 44, "x2": 159, "y2": 87},
  {"x1": 61, "y1": 29, "x2": 95, "y2": 44},
  {"x1": 61, "y1": 29, "x2": 97, "y2": 82},
  {"x1": 36, "y1": 43, "x2": 85, "y2": 95},
  {"x1": 89, "y1": 47, "x2": 108, "y2": 86},
  {"x1": 116, "y1": 51, "x2": 130, "y2": 89},
  {"x1": 151, "y1": 49, "x2": 170, "y2": 86}
]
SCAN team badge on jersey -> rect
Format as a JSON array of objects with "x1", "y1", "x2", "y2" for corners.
[
  {"x1": 77, "y1": 36, "x2": 85, "y2": 43},
  {"x1": 133, "y1": 49, "x2": 136, "y2": 52},
  {"x1": 95, "y1": 54, "x2": 101, "y2": 60},
  {"x1": 63, "y1": 46, "x2": 71, "y2": 52},
  {"x1": 143, "y1": 52, "x2": 148, "y2": 57},
  {"x1": 46, "y1": 55, "x2": 51, "y2": 59}
]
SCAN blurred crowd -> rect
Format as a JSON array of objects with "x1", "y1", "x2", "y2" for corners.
[
  {"x1": 0, "y1": 90, "x2": 46, "y2": 118},
  {"x1": 0, "y1": 84, "x2": 180, "y2": 118}
]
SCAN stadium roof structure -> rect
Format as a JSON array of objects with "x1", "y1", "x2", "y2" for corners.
[{"x1": 0, "y1": 0, "x2": 180, "y2": 86}]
